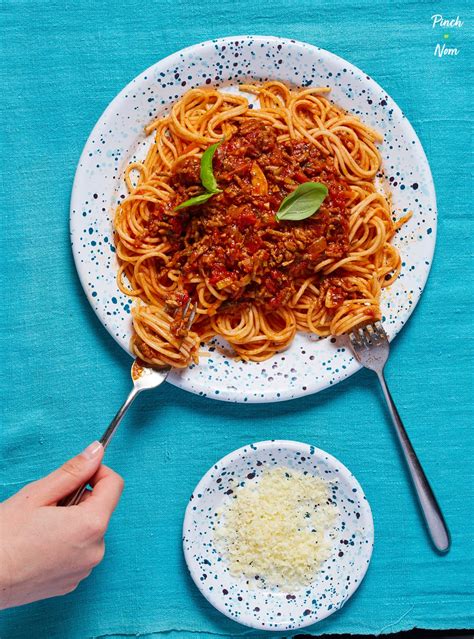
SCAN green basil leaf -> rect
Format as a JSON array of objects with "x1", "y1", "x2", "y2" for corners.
[
  {"x1": 175, "y1": 191, "x2": 217, "y2": 210},
  {"x1": 276, "y1": 182, "x2": 328, "y2": 222},
  {"x1": 200, "y1": 141, "x2": 222, "y2": 193}
]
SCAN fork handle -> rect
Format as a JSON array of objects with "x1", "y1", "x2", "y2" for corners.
[
  {"x1": 58, "y1": 387, "x2": 140, "y2": 507},
  {"x1": 376, "y1": 371, "x2": 450, "y2": 553}
]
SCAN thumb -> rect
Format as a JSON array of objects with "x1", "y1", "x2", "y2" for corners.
[{"x1": 18, "y1": 442, "x2": 104, "y2": 506}]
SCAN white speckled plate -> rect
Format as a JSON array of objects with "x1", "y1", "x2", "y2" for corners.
[
  {"x1": 182, "y1": 440, "x2": 374, "y2": 631},
  {"x1": 70, "y1": 35, "x2": 437, "y2": 403}
]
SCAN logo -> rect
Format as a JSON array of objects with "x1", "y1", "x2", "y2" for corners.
[{"x1": 431, "y1": 14, "x2": 463, "y2": 57}]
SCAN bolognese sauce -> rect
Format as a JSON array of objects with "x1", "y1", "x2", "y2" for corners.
[{"x1": 146, "y1": 120, "x2": 355, "y2": 330}]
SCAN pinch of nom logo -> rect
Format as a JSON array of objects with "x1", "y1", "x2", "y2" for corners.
[{"x1": 431, "y1": 14, "x2": 463, "y2": 57}]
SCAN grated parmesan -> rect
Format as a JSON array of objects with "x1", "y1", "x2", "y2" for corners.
[{"x1": 213, "y1": 467, "x2": 338, "y2": 590}]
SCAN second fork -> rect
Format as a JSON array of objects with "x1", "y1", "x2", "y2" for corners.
[{"x1": 349, "y1": 322, "x2": 450, "y2": 553}]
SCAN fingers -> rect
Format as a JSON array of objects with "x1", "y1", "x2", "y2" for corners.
[
  {"x1": 80, "y1": 465, "x2": 124, "y2": 522},
  {"x1": 16, "y1": 442, "x2": 104, "y2": 506}
]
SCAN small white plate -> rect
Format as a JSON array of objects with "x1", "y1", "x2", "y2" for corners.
[
  {"x1": 70, "y1": 35, "x2": 437, "y2": 402},
  {"x1": 182, "y1": 440, "x2": 374, "y2": 631}
]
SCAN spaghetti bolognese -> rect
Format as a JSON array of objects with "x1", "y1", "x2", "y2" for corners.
[{"x1": 113, "y1": 82, "x2": 410, "y2": 367}]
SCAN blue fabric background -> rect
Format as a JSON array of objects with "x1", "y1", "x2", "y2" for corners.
[{"x1": 1, "y1": 1, "x2": 473, "y2": 637}]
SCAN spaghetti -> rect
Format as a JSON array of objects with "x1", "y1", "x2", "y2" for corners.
[{"x1": 114, "y1": 82, "x2": 410, "y2": 367}]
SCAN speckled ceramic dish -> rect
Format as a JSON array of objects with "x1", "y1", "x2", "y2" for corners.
[
  {"x1": 70, "y1": 35, "x2": 437, "y2": 402},
  {"x1": 182, "y1": 440, "x2": 374, "y2": 631}
]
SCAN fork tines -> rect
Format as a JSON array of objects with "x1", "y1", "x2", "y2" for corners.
[
  {"x1": 179, "y1": 299, "x2": 197, "y2": 331},
  {"x1": 349, "y1": 321, "x2": 387, "y2": 348},
  {"x1": 185, "y1": 303, "x2": 197, "y2": 330}
]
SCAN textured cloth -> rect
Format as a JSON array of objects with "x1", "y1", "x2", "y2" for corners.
[{"x1": 1, "y1": 0, "x2": 473, "y2": 637}]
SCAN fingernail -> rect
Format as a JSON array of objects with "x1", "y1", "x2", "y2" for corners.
[{"x1": 82, "y1": 441, "x2": 103, "y2": 460}]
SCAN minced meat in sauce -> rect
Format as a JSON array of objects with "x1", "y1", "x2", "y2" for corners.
[{"x1": 146, "y1": 120, "x2": 354, "y2": 315}]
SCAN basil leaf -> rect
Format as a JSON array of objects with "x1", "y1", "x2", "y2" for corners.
[
  {"x1": 175, "y1": 191, "x2": 217, "y2": 210},
  {"x1": 200, "y1": 141, "x2": 222, "y2": 193},
  {"x1": 276, "y1": 182, "x2": 328, "y2": 222}
]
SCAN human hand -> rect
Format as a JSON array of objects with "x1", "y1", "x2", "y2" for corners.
[{"x1": 0, "y1": 442, "x2": 124, "y2": 609}]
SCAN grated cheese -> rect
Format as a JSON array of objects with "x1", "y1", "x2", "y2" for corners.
[{"x1": 213, "y1": 467, "x2": 338, "y2": 590}]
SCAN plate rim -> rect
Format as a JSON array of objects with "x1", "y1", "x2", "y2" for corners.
[
  {"x1": 70, "y1": 35, "x2": 437, "y2": 403},
  {"x1": 182, "y1": 439, "x2": 375, "y2": 631}
]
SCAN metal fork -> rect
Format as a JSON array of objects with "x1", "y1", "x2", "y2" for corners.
[
  {"x1": 59, "y1": 301, "x2": 196, "y2": 507},
  {"x1": 349, "y1": 321, "x2": 450, "y2": 553}
]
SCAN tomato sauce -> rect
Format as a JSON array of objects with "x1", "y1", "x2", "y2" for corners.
[{"x1": 149, "y1": 120, "x2": 354, "y2": 313}]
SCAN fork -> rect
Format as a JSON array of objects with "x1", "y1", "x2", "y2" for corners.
[
  {"x1": 59, "y1": 301, "x2": 196, "y2": 507},
  {"x1": 349, "y1": 321, "x2": 450, "y2": 553}
]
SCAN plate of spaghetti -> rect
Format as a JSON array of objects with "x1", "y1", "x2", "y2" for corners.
[{"x1": 70, "y1": 36, "x2": 436, "y2": 402}]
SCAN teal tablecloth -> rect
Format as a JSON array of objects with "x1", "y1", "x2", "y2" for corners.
[{"x1": 1, "y1": 1, "x2": 473, "y2": 637}]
